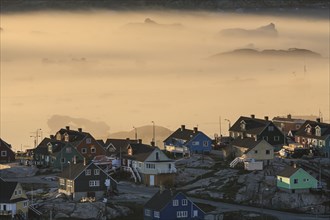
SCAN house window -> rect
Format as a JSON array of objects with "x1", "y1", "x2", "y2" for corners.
[
  {"x1": 1, "y1": 151, "x2": 7, "y2": 157},
  {"x1": 266, "y1": 150, "x2": 270, "y2": 155},
  {"x1": 23, "y1": 201, "x2": 28, "y2": 208},
  {"x1": 18, "y1": 190, "x2": 22, "y2": 195},
  {"x1": 154, "y1": 211, "x2": 160, "y2": 218},
  {"x1": 60, "y1": 179, "x2": 65, "y2": 185},
  {"x1": 67, "y1": 180, "x2": 73, "y2": 188},
  {"x1": 319, "y1": 140, "x2": 323, "y2": 146},
  {"x1": 85, "y1": 169, "x2": 91, "y2": 176},
  {"x1": 94, "y1": 169, "x2": 100, "y2": 175},
  {"x1": 294, "y1": 179, "x2": 298, "y2": 184},
  {"x1": 156, "y1": 152, "x2": 159, "y2": 160},
  {"x1": 61, "y1": 157, "x2": 66, "y2": 164},
  {"x1": 177, "y1": 211, "x2": 188, "y2": 218},
  {"x1": 192, "y1": 141, "x2": 199, "y2": 146},
  {"x1": 279, "y1": 178, "x2": 282, "y2": 182},
  {"x1": 254, "y1": 150, "x2": 258, "y2": 154},
  {"x1": 268, "y1": 126, "x2": 274, "y2": 131},
  {"x1": 173, "y1": 199, "x2": 179, "y2": 206},
  {"x1": 203, "y1": 141, "x2": 209, "y2": 147},
  {"x1": 14, "y1": 190, "x2": 17, "y2": 196},
  {"x1": 89, "y1": 180, "x2": 100, "y2": 187},
  {"x1": 193, "y1": 210, "x2": 198, "y2": 217},
  {"x1": 144, "y1": 209, "x2": 151, "y2": 216},
  {"x1": 240, "y1": 122, "x2": 246, "y2": 130},
  {"x1": 263, "y1": 137, "x2": 268, "y2": 141},
  {"x1": 274, "y1": 136, "x2": 280, "y2": 141},
  {"x1": 128, "y1": 148, "x2": 133, "y2": 155},
  {"x1": 81, "y1": 148, "x2": 87, "y2": 154},
  {"x1": 91, "y1": 147, "x2": 96, "y2": 153},
  {"x1": 306, "y1": 125, "x2": 311, "y2": 134},
  {"x1": 66, "y1": 147, "x2": 72, "y2": 153},
  {"x1": 86, "y1": 138, "x2": 92, "y2": 144},
  {"x1": 182, "y1": 199, "x2": 188, "y2": 206},
  {"x1": 146, "y1": 163, "x2": 155, "y2": 169}
]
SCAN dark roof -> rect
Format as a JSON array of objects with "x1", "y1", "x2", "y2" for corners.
[
  {"x1": 295, "y1": 120, "x2": 330, "y2": 140},
  {"x1": 104, "y1": 139, "x2": 138, "y2": 154},
  {"x1": 272, "y1": 116, "x2": 305, "y2": 123},
  {"x1": 56, "y1": 128, "x2": 87, "y2": 142},
  {"x1": 0, "y1": 138, "x2": 12, "y2": 149},
  {"x1": 229, "y1": 116, "x2": 273, "y2": 135},
  {"x1": 144, "y1": 189, "x2": 179, "y2": 211},
  {"x1": 163, "y1": 127, "x2": 200, "y2": 144},
  {"x1": 277, "y1": 166, "x2": 300, "y2": 177},
  {"x1": 34, "y1": 138, "x2": 69, "y2": 155},
  {"x1": 125, "y1": 143, "x2": 156, "y2": 162},
  {"x1": 96, "y1": 139, "x2": 105, "y2": 147},
  {"x1": 231, "y1": 137, "x2": 262, "y2": 149},
  {"x1": 0, "y1": 180, "x2": 18, "y2": 203},
  {"x1": 58, "y1": 162, "x2": 90, "y2": 179}
]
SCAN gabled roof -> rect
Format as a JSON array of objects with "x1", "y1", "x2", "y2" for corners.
[
  {"x1": 56, "y1": 128, "x2": 87, "y2": 142},
  {"x1": 277, "y1": 166, "x2": 300, "y2": 177},
  {"x1": 0, "y1": 138, "x2": 12, "y2": 149},
  {"x1": 104, "y1": 139, "x2": 138, "y2": 154},
  {"x1": 0, "y1": 180, "x2": 18, "y2": 203},
  {"x1": 295, "y1": 120, "x2": 330, "y2": 140},
  {"x1": 163, "y1": 126, "x2": 201, "y2": 144},
  {"x1": 126, "y1": 143, "x2": 156, "y2": 162},
  {"x1": 144, "y1": 189, "x2": 205, "y2": 213},
  {"x1": 33, "y1": 138, "x2": 70, "y2": 155},
  {"x1": 231, "y1": 137, "x2": 262, "y2": 149},
  {"x1": 229, "y1": 116, "x2": 273, "y2": 135},
  {"x1": 58, "y1": 162, "x2": 118, "y2": 183},
  {"x1": 58, "y1": 162, "x2": 91, "y2": 179}
]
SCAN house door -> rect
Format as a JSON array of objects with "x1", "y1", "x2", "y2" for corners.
[{"x1": 150, "y1": 175, "x2": 155, "y2": 186}]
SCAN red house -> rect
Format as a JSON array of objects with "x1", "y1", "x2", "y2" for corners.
[
  {"x1": 0, "y1": 138, "x2": 15, "y2": 163},
  {"x1": 54, "y1": 126, "x2": 106, "y2": 161}
]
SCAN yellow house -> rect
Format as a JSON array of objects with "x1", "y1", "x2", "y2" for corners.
[{"x1": 0, "y1": 178, "x2": 29, "y2": 219}]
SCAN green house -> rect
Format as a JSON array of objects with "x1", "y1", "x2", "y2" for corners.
[
  {"x1": 277, "y1": 166, "x2": 318, "y2": 191},
  {"x1": 49, "y1": 143, "x2": 84, "y2": 170}
]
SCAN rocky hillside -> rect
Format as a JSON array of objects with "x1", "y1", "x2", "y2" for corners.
[{"x1": 1, "y1": 0, "x2": 329, "y2": 12}]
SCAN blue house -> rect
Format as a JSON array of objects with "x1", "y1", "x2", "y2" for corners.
[
  {"x1": 144, "y1": 189, "x2": 205, "y2": 220},
  {"x1": 164, "y1": 125, "x2": 212, "y2": 156}
]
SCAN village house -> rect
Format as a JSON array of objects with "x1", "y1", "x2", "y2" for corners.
[
  {"x1": 33, "y1": 137, "x2": 84, "y2": 169},
  {"x1": 229, "y1": 138, "x2": 274, "y2": 170},
  {"x1": 272, "y1": 114, "x2": 306, "y2": 134},
  {"x1": 122, "y1": 142, "x2": 176, "y2": 186},
  {"x1": 0, "y1": 178, "x2": 29, "y2": 219},
  {"x1": 294, "y1": 119, "x2": 330, "y2": 157},
  {"x1": 0, "y1": 138, "x2": 15, "y2": 163},
  {"x1": 276, "y1": 165, "x2": 318, "y2": 193},
  {"x1": 58, "y1": 161, "x2": 118, "y2": 201},
  {"x1": 144, "y1": 188, "x2": 205, "y2": 220},
  {"x1": 229, "y1": 115, "x2": 285, "y2": 149},
  {"x1": 54, "y1": 126, "x2": 106, "y2": 161},
  {"x1": 164, "y1": 125, "x2": 212, "y2": 156}
]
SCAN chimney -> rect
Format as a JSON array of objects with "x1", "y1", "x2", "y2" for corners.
[
  {"x1": 316, "y1": 118, "x2": 321, "y2": 123},
  {"x1": 193, "y1": 127, "x2": 198, "y2": 133},
  {"x1": 83, "y1": 158, "x2": 86, "y2": 166},
  {"x1": 251, "y1": 114, "x2": 255, "y2": 119},
  {"x1": 66, "y1": 126, "x2": 70, "y2": 130},
  {"x1": 78, "y1": 128, "x2": 82, "y2": 132},
  {"x1": 50, "y1": 135, "x2": 55, "y2": 139},
  {"x1": 138, "y1": 139, "x2": 142, "y2": 144},
  {"x1": 287, "y1": 114, "x2": 292, "y2": 119},
  {"x1": 151, "y1": 141, "x2": 155, "y2": 146},
  {"x1": 264, "y1": 116, "x2": 269, "y2": 121},
  {"x1": 181, "y1": 125, "x2": 185, "y2": 131}
]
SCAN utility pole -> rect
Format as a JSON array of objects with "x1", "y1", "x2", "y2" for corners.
[
  {"x1": 224, "y1": 119, "x2": 231, "y2": 135},
  {"x1": 133, "y1": 126, "x2": 137, "y2": 140},
  {"x1": 219, "y1": 116, "x2": 222, "y2": 137}
]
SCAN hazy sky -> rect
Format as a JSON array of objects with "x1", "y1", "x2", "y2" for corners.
[{"x1": 0, "y1": 10, "x2": 329, "y2": 150}]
